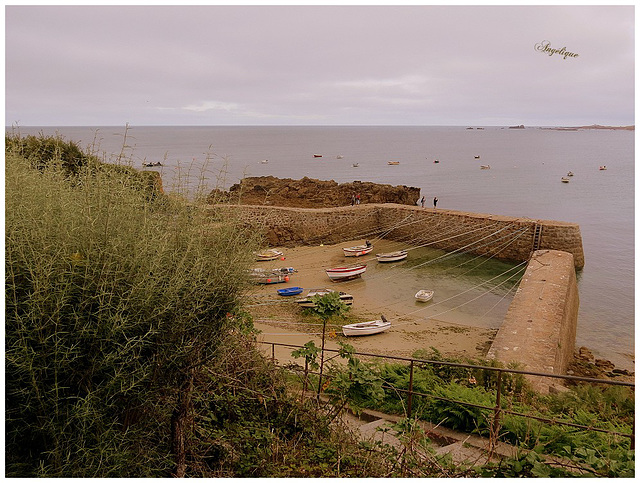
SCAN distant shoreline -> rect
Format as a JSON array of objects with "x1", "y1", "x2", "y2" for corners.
[{"x1": 541, "y1": 124, "x2": 634, "y2": 131}]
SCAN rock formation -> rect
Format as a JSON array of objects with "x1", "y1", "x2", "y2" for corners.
[{"x1": 208, "y1": 176, "x2": 421, "y2": 208}]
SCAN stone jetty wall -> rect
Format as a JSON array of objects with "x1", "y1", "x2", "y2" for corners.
[
  {"x1": 211, "y1": 203, "x2": 585, "y2": 269},
  {"x1": 486, "y1": 250, "x2": 579, "y2": 393}
]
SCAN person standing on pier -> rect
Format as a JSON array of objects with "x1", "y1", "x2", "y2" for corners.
[
  {"x1": 420, "y1": 196, "x2": 426, "y2": 208},
  {"x1": 433, "y1": 196, "x2": 438, "y2": 209}
]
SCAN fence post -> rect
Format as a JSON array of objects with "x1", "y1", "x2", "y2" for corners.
[
  {"x1": 492, "y1": 370, "x2": 503, "y2": 451},
  {"x1": 271, "y1": 343, "x2": 275, "y2": 363},
  {"x1": 407, "y1": 360, "x2": 415, "y2": 419}
]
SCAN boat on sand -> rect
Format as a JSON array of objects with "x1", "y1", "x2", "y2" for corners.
[
  {"x1": 255, "y1": 249, "x2": 284, "y2": 261},
  {"x1": 277, "y1": 286, "x2": 304, "y2": 296},
  {"x1": 326, "y1": 264, "x2": 367, "y2": 281},
  {"x1": 296, "y1": 288, "x2": 353, "y2": 307},
  {"x1": 342, "y1": 318, "x2": 391, "y2": 336},
  {"x1": 376, "y1": 250, "x2": 408, "y2": 263},
  {"x1": 343, "y1": 242, "x2": 373, "y2": 257},
  {"x1": 415, "y1": 290, "x2": 434, "y2": 302}
]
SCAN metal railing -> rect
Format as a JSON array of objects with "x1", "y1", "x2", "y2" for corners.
[{"x1": 260, "y1": 340, "x2": 635, "y2": 450}]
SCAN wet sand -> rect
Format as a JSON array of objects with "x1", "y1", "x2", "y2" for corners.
[{"x1": 247, "y1": 240, "x2": 498, "y2": 365}]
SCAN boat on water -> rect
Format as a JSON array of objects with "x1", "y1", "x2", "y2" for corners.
[
  {"x1": 336, "y1": 155, "x2": 344, "y2": 159},
  {"x1": 599, "y1": 165, "x2": 607, "y2": 170},
  {"x1": 433, "y1": 159, "x2": 440, "y2": 163},
  {"x1": 474, "y1": 155, "x2": 480, "y2": 159},
  {"x1": 567, "y1": 171, "x2": 574, "y2": 176},
  {"x1": 313, "y1": 154, "x2": 323, "y2": 158},
  {"x1": 352, "y1": 163, "x2": 359, "y2": 167},
  {"x1": 561, "y1": 177, "x2": 570, "y2": 183},
  {"x1": 343, "y1": 241, "x2": 373, "y2": 257},
  {"x1": 255, "y1": 249, "x2": 284, "y2": 261},
  {"x1": 342, "y1": 319, "x2": 391, "y2": 336},
  {"x1": 326, "y1": 264, "x2": 367, "y2": 281},
  {"x1": 480, "y1": 165, "x2": 491, "y2": 169},
  {"x1": 388, "y1": 161, "x2": 400, "y2": 165},
  {"x1": 142, "y1": 161, "x2": 163, "y2": 167},
  {"x1": 249, "y1": 267, "x2": 296, "y2": 284},
  {"x1": 415, "y1": 289, "x2": 434, "y2": 302},
  {"x1": 260, "y1": 159, "x2": 269, "y2": 164},
  {"x1": 376, "y1": 250, "x2": 408, "y2": 263},
  {"x1": 277, "y1": 286, "x2": 304, "y2": 296},
  {"x1": 296, "y1": 288, "x2": 354, "y2": 308}
]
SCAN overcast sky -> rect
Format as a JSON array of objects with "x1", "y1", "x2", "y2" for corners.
[{"x1": 5, "y1": 5, "x2": 635, "y2": 127}]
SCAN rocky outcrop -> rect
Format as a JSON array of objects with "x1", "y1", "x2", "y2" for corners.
[{"x1": 208, "y1": 176, "x2": 421, "y2": 208}]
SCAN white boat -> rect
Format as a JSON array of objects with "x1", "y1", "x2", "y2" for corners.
[
  {"x1": 326, "y1": 264, "x2": 367, "y2": 281},
  {"x1": 260, "y1": 159, "x2": 269, "y2": 164},
  {"x1": 567, "y1": 171, "x2": 574, "y2": 176},
  {"x1": 480, "y1": 165, "x2": 491, "y2": 169},
  {"x1": 255, "y1": 249, "x2": 284, "y2": 261},
  {"x1": 376, "y1": 250, "x2": 408, "y2": 263},
  {"x1": 599, "y1": 165, "x2": 607, "y2": 170},
  {"x1": 561, "y1": 177, "x2": 570, "y2": 183},
  {"x1": 343, "y1": 242, "x2": 373, "y2": 257},
  {"x1": 415, "y1": 290, "x2": 434, "y2": 302},
  {"x1": 352, "y1": 163, "x2": 359, "y2": 167},
  {"x1": 342, "y1": 319, "x2": 391, "y2": 336},
  {"x1": 296, "y1": 288, "x2": 354, "y2": 308},
  {"x1": 336, "y1": 155, "x2": 344, "y2": 159}
]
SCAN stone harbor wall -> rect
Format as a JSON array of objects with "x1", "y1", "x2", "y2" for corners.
[
  {"x1": 210, "y1": 203, "x2": 585, "y2": 269},
  {"x1": 486, "y1": 250, "x2": 579, "y2": 393}
]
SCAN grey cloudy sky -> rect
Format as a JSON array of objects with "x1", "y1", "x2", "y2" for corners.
[{"x1": 5, "y1": 5, "x2": 635, "y2": 126}]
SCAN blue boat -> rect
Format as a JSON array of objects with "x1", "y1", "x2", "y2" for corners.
[{"x1": 277, "y1": 286, "x2": 304, "y2": 296}]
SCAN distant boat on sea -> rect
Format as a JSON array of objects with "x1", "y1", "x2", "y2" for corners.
[
  {"x1": 388, "y1": 161, "x2": 400, "y2": 165},
  {"x1": 313, "y1": 154, "x2": 323, "y2": 158}
]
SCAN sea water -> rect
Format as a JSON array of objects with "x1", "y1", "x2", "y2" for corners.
[{"x1": 8, "y1": 125, "x2": 634, "y2": 369}]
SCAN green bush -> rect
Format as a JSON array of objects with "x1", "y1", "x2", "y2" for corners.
[{"x1": 5, "y1": 148, "x2": 261, "y2": 476}]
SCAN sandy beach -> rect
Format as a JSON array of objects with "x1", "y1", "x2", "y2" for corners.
[{"x1": 246, "y1": 240, "x2": 498, "y2": 365}]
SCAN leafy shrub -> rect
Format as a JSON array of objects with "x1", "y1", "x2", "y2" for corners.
[{"x1": 5, "y1": 148, "x2": 261, "y2": 476}]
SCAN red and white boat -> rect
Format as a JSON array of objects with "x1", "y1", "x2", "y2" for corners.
[
  {"x1": 343, "y1": 242, "x2": 373, "y2": 257},
  {"x1": 325, "y1": 264, "x2": 367, "y2": 281}
]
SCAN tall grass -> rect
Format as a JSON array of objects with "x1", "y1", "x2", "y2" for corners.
[{"x1": 5, "y1": 143, "x2": 262, "y2": 476}]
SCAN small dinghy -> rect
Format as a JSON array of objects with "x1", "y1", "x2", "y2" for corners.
[
  {"x1": 296, "y1": 288, "x2": 353, "y2": 308},
  {"x1": 561, "y1": 177, "x2": 570, "y2": 183},
  {"x1": 326, "y1": 264, "x2": 367, "y2": 281},
  {"x1": 255, "y1": 249, "x2": 284, "y2": 261},
  {"x1": 343, "y1": 244, "x2": 373, "y2": 257},
  {"x1": 376, "y1": 250, "x2": 408, "y2": 263},
  {"x1": 342, "y1": 317, "x2": 391, "y2": 337},
  {"x1": 387, "y1": 161, "x2": 400, "y2": 165},
  {"x1": 277, "y1": 286, "x2": 304, "y2": 296},
  {"x1": 415, "y1": 290, "x2": 434, "y2": 302},
  {"x1": 599, "y1": 165, "x2": 607, "y2": 170},
  {"x1": 567, "y1": 171, "x2": 574, "y2": 176},
  {"x1": 480, "y1": 165, "x2": 491, "y2": 169}
]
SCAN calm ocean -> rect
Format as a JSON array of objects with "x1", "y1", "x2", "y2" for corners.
[{"x1": 9, "y1": 125, "x2": 635, "y2": 369}]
